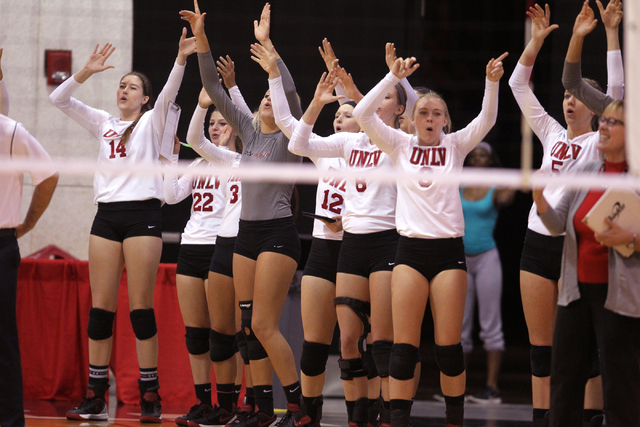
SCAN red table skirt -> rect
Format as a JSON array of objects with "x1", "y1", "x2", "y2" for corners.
[{"x1": 17, "y1": 258, "x2": 234, "y2": 405}]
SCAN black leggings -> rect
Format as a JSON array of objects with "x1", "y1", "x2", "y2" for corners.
[{"x1": 549, "y1": 283, "x2": 640, "y2": 427}]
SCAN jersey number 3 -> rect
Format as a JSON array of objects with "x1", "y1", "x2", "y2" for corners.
[{"x1": 109, "y1": 140, "x2": 127, "y2": 159}]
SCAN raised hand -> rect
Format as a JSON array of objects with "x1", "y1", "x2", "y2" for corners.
[
  {"x1": 486, "y1": 52, "x2": 508, "y2": 82},
  {"x1": 385, "y1": 43, "x2": 397, "y2": 71},
  {"x1": 312, "y1": 70, "x2": 344, "y2": 106},
  {"x1": 218, "y1": 123, "x2": 236, "y2": 148},
  {"x1": 254, "y1": 3, "x2": 271, "y2": 45},
  {"x1": 573, "y1": 0, "x2": 598, "y2": 37},
  {"x1": 318, "y1": 38, "x2": 339, "y2": 71},
  {"x1": 250, "y1": 42, "x2": 278, "y2": 76},
  {"x1": 391, "y1": 57, "x2": 419, "y2": 80},
  {"x1": 198, "y1": 87, "x2": 213, "y2": 109},
  {"x1": 84, "y1": 43, "x2": 116, "y2": 74},
  {"x1": 217, "y1": 55, "x2": 238, "y2": 89},
  {"x1": 527, "y1": 4, "x2": 559, "y2": 41},
  {"x1": 179, "y1": 0, "x2": 206, "y2": 38},
  {"x1": 177, "y1": 27, "x2": 197, "y2": 65},
  {"x1": 336, "y1": 66, "x2": 364, "y2": 103},
  {"x1": 596, "y1": 0, "x2": 623, "y2": 30}
]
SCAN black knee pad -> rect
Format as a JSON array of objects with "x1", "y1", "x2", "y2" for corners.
[
  {"x1": 87, "y1": 307, "x2": 115, "y2": 340},
  {"x1": 338, "y1": 357, "x2": 368, "y2": 380},
  {"x1": 589, "y1": 348, "x2": 601, "y2": 379},
  {"x1": 129, "y1": 308, "x2": 157, "y2": 340},
  {"x1": 185, "y1": 326, "x2": 210, "y2": 355},
  {"x1": 530, "y1": 345, "x2": 552, "y2": 378},
  {"x1": 334, "y1": 297, "x2": 371, "y2": 355},
  {"x1": 240, "y1": 300, "x2": 268, "y2": 361},
  {"x1": 372, "y1": 340, "x2": 393, "y2": 378},
  {"x1": 209, "y1": 329, "x2": 237, "y2": 362},
  {"x1": 236, "y1": 332, "x2": 249, "y2": 365},
  {"x1": 301, "y1": 341, "x2": 330, "y2": 377},
  {"x1": 389, "y1": 343, "x2": 419, "y2": 380},
  {"x1": 434, "y1": 343, "x2": 465, "y2": 377},
  {"x1": 363, "y1": 347, "x2": 378, "y2": 379}
]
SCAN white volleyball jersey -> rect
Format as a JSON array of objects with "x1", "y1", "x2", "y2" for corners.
[
  {"x1": 289, "y1": 124, "x2": 396, "y2": 234},
  {"x1": 309, "y1": 157, "x2": 347, "y2": 240},
  {"x1": 187, "y1": 105, "x2": 243, "y2": 238},
  {"x1": 50, "y1": 62, "x2": 186, "y2": 204},
  {"x1": 509, "y1": 63, "x2": 601, "y2": 236},
  {"x1": 164, "y1": 157, "x2": 225, "y2": 245},
  {"x1": 353, "y1": 71, "x2": 499, "y2": 239}
]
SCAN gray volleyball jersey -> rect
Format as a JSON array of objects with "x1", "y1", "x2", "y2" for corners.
[{"x1": 199, "y1": 52, "x2": 302, "y2": 221}]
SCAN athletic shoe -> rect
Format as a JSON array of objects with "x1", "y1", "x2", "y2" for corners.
[
  {"x1": 225, "y1": 408, "x2": 276, "y2": 427},
  {"x1": 225, "y1": 404, "x2": 255, "y2": 427},
  {"x1": 176, "y1": 402, "x2": 213, "y2": 426},
  {"x1": 66, "y1": 395, "x2": 108, "y2": 421},
  {"x1": 275, "y1": 403, "x2": 301, "y2": 427},
  {"x1": 466, "y1": 386, "x2": 502, "y2": 405},
  {"x1": 140, "y1": 389, "x2": 162, "y2": 423},
  {"x1": 585, "y1": 414, "x2": 604, "y2": 427},
  {"x1": 188, "y1": 404, "x2": 236, "y2": 427}
]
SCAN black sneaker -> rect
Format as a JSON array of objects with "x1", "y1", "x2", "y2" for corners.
[
  {"x1": 188, "y1": 404, "x2": 236, "y2": 427},
  {"x1": 275, "y1": 403, "x2": 301, "y2": 427},
  {"x1": 140, "y1": 388, "x2": 162, "y2": 423},
  {"x1": 226, "y1": 408, "x2": 276, "y2": 427},
  {"x1": 466, "y1": 386, "x2": 501, "y2": 405},
  {"x1": 66, "y1": 394, "x2": 108, "y2": 421},
  {"x1": 226, "y1": 404, "x2": 255, "y2": 427},
  {"x1": 176, "y1": 402, "x2": 213, "y2": 426}
]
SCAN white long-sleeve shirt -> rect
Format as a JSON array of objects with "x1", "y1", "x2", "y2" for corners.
[
  {"x1": 50, "y1": 61, "x2": 186, "y2": 204},
  {"x1": 354, "y1": 71, "x2": 499, "y2": 239},
  {"x1": 509, "y1": 62, "x2": 602, "y2": 235}
]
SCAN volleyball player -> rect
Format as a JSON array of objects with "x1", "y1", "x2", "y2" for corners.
[
  {"x1": 181, "y1": 3, "x2": 306, "y2": 426},
  {"x1": 282, "y1": 48, "x2": 414, "y2": 425},
  {"x1": 353, "y1": 52, "x2": 506, "y2": 427},
  {"x1": 50, "y1": 30, "x2": 196, "y2": 423},
  {"x1": 509, "y1": 5, "x2": 622, "y2": 425}
]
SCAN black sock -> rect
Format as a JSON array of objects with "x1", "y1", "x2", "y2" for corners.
[
  {"x1": 533, "y1": 408, "x2": 548, "y2": 420},
  {"x1": 283, "y1": 381, "x2": 301, "y2": 406},
  {"x1": 244, "y1": 387, "x2": 255, "y2": 408},
  {"x1": 390, "y1": 399, "x2": 412, "y2": 412},
  {"x1": 234, "y1": 384, "x2": 242, "y2": 407},
  {"x1": 217, "y1": 383, "x2": 235, "y2": 412},
  {"x1": 303, "y1": 395, "x2": 321, "y2": 420},
  {"x1": 583, "y1": 409, "x2": 603, "y2": 422},
  {"x1": 195, "y1": 383, "x2": 212, "y2": 406},
  {"x1": 88, "y1": 364, "x2": 109, "y2": 399},
  {"x1": 254, "y1": 385, "x2": 274, "y2": 416},
  {"x1": 346, "y1": 400, "x2": 355, "y2": 421},
  {"x1": 444, "y1": 394, "x2": 464, "y2": 426}
]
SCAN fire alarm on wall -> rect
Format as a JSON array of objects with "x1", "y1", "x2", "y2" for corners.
[{"x1": 45, "y1": 50, "x2": 71, "y2": 85}]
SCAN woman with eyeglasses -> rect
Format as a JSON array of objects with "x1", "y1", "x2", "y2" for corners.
[{"x1": 533, "y1": 100, "x2": 640, "y2": 427}]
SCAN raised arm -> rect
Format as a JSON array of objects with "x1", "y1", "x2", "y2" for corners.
[
  {"x1": 150, "y1": 28, "x2": 195, "y2": 142},
  {"x1": 385, "y1": 43, "x2": 419, "y2": 115},
  {"x1": 454, "y1": 53, "x2": 506, "y2": 155},
  {"x1": 217, "y1": 55, "x2": 253, "y2": 116},
  {"x1": 49, "y1": 45, "x2": 113, "y2": 137},
  {"x1": 509, "y1": 6, "x2": 563, "y2": 142},
  {"x1": 0, "y1": 48, "x2": 9, "y2": 115},
  {"x1": 599, "y1": 0, "x2": 624, "y2": 99},
  {"x1": 562, "y1": 0, "x2": 616, "y2": 115},
  {"x1": 187, "y1": 88, "x2": 240, "y2": 166},
  {"x1": 352, "y1": 58, "x2": 419, "y2": 154}
]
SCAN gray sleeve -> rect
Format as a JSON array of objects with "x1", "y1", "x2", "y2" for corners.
[
  {"x1": 562, "y1": 60, "x2": 614, "y2": 116},
  {"x1": 198, "y1": 51, "x2": 254, "y2": 141},
  {"x1": 538, "y1": 191, "x2": 573, "y2": 236},
  {"x1": 276, "y1": 58, "x2": 303, "y2": 120}
]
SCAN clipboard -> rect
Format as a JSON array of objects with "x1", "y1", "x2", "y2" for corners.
[
  {"x1": 160, "y1": 101, "x2": 181, "y2": 162},
  {"x1": 583, "y1": 187, "x2": 640, "y2": 257}
]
